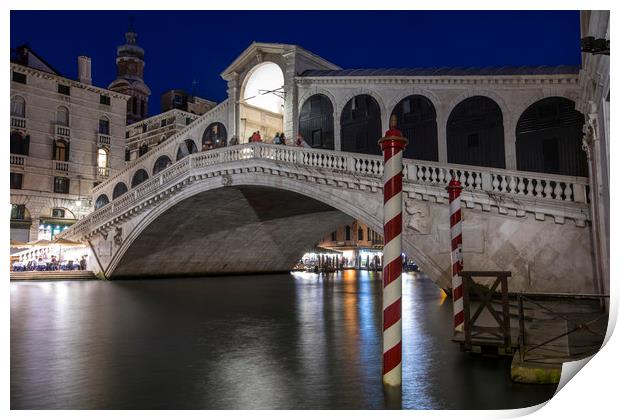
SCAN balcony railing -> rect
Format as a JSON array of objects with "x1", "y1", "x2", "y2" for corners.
[
  {"x1": 98, "y1": 133, "x2": 111, "y2": 146},
  {"x1": 10, "y1": 154, "x2": 26, "y2": 166},
  {"x1": 11, "y1": 116, "x2": 26, "y2": 129},
  {"x1": 53, "y1": 160, "x2": 70, "y2": 174},
  {"x1": 55, "y1": 124, "x2": 70, "y2": 138},
  {"x1": 98, "y1": 166, "x2": 110, "y2": 179}
]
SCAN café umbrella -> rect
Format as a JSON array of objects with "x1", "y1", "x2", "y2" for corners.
[{"x1": 52, "y1": 237, "x2": 86, "y2": 265}]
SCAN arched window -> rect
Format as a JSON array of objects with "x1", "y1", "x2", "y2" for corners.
[
  {"x1": 53, "y1": 139, "x2": 69, "y2": 161},
  {"x1": 138, "y1": 143, "x2": 149, "y2": 156},
  {"x1": 358, "y1": 227, "x2": 364, "y2": 241},
  {"x1": 176, "y1": 139, "x2": 198, "y2": 161},
  {"x1": 97, "y1": 147, "x2": 109, "y2": 168},
  {"x1": 10, "y1": 132, "x2": 29, "y2": 156},
  {"x1": 345, "y1": 225, "x2": 351, "y2": 241},
  {"x1": 299, "y1": 94, "x2": 334, "y2": 150},
  {"x1": 99, "y1": 116, "x2": 110, "y2": 135},
  {"x1": 202, "y1": 123, "x2": 227, "y2": 150},
  {"x1": 11, "y1": 96, "x2": 25, "y2": 118},
  {"x1": 516, "y1": 97, "x2": 587, "y2": 177},
  {"x1": 391, "y1": 95, "x2": 438, "y2": 161},
  {"x1": 95, "y1": 194, "x2": 110, "y2": 210},
  {"x1": 152, "y1": 155, "x2": 172, "y2": 175},
  {"x1": 131, "y1": 169, "x2": 149, "y2": 187},
  {"x1": 341, "y1": 94, "x2": 382, "y2": 155},
  {"x1": 56, "y1": 106, "x2": 70, "y2": 126},
  {"x1": 447, "y1": 96, "x2": 505, "y2": 168},
  {"x1": 112, "y1": 182, "x2": 128, "y2": 199}
]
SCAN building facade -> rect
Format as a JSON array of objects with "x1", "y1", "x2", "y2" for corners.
[
  {"x1": 577, "y1": 10, "x2": 610, "y2": 296},
  {"x1": 108, "y1": 24, "x2": 151, "y2": 124},
  {"x1": 160, "y1": 89, "x2": 216, "y2": 115},
  {"x1": 317, "y1": 220, "x2": 384, "y2": 268},
  {"x1": 10, "y1": 46, "x2": 128, "y2": 241},
  {"x1": 124, "y1": 109, "x2": 200, "y2": 163}
]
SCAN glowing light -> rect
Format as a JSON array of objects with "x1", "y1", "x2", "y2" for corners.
[{"x1": 242, "y1": 62, "x2": 284, "y2": 114}]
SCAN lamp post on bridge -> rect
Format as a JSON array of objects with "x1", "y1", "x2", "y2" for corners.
[{"x1": 378, "y1": 115, "x2": 408, "y2": 389}]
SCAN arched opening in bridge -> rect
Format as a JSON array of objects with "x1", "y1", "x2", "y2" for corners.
[
  {"x1": 239, "y1": 61, "x2": 284, "y2": 143},
  {"x1": 152, "y1": 155, "x2": 173, "y2": 175},
  {"x1": 447, "y1": 96, "x2": 505, "y2": 168},
  {"x1": 131, "y1": 169, "x2": 149, "y2": 188},
  {"x1": 516, "y1": 97, "x2": 587, "y2": 177},
  {"x1": 298, "y1": 94, "x2": 334, "y2": 150},
  {"x1": 95, "y1": 194, "x2": 110, "y2": 210},
  {"x1": 177, "y1": 139, "x2": 198, "y2": 161},
  {"x1": 341, "y1": 95, "x2": 382, "y2": 156},
  {"x1": 113, "y1": 182, "x2": 128, "y2": 199},
  {"x1": 391, "y1": 95, "x2": 438, "y2": 161},
  {"x1": 202, "y1": 123, "x2": 228, "y2": 151},
  {"x1": 109, "y1": 186, "x2": 356, "y2": 279}
]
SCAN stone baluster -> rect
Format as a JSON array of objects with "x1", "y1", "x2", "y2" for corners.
[
  {"x1": 553, "y1": 182, "x2": 564, "y2": 200},
  {"x1": 517, "y1": 177, "x2": 525, "y2": 195},
  {"x1": 467, "y1": 171, "x2": 474, "y2": 189},
  {"x1": 564, "y1": 183, "x2": 573, "y2": 202},
  {"x1": 500, "y1": 175, "x2": 508, "y2": 193},
  {"x1": 492, "y1": 174, "x2": 500, "y2": 192},
  {"x1": 534, "y1": 180, "x2": 544, "y2": 198},
  {"x1": 543, "y1": 180, "x2": 553, "y2": 199},
  {"x1": 437, "y1": 167, "x2": 445, "y2": 185},
  {"x1": 474, "y1": 172, "x2": 482, "y2": 190}
]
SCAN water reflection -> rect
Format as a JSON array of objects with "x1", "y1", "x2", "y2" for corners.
[{"x1": 11, "y1": 273, "x2": 557, "y2": 409}]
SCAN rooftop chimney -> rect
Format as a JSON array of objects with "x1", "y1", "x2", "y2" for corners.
[{"x1": 78, "y1": 56, "x2": 92, "y2": 85}]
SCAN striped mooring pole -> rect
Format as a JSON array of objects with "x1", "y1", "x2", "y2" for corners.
[
  {"x1": 379, "y1": 115, "x2": 408, "y2": 388},
  {"x1": 447, "y1": 177, "x2": 464, "y2": 332}
]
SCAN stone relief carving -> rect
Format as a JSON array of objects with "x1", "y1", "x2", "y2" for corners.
[
  {"x1": 405, "y1": 200, "x2": 430, "y2": 234},
  {"x1": 221, "y1": 174, "x2": 232, "y2": 186},
  {"x1": 113, "y1": 227, "x2": 123, "y2": 247}
]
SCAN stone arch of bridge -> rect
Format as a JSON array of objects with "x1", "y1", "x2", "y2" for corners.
[{"x1": 103, "y1": 172, "x2": 445, "y2": 284}]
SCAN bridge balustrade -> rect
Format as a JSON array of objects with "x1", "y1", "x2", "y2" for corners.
[{"x1": 60, "y1": 142, "x2": 591, "y2": 241}]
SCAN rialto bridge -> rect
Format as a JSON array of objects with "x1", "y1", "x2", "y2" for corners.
[{"x1": 59, "y1": 42, "x2": 599, "y2": 294}]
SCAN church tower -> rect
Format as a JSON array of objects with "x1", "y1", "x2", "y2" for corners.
[{"x1": 108, "y1": 18, "x2": 151, "y2": 124}]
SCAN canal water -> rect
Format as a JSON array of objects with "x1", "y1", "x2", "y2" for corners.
[{"x1": 11, "y1": 271, "x2": 557, "y2": 409}]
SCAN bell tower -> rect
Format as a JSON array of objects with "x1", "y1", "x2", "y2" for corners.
[{"x1": 108, "y1": 17, "x2": 151, "y2": 124}]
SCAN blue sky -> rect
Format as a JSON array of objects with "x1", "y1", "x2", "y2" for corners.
[{"x1": 10, "y1": 10, "x2": 581, "y2": 114}]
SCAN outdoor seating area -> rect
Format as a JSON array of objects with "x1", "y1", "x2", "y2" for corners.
[{"x1": 9, "y1": 238, "x2": 87, "y2": 272}]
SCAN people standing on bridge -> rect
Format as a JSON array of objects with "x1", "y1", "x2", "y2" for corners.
[
  {"x1": 295, "y1": 133, "x2": 310, "y2": 148},
  {"x1": 280, "y1": 133, "x2": 286, "y2": 145},
  {"x1": 273, "y1": 132, "x2": 282, "y2": 144},
  {"x1": 251, "y1": 131, "x2": 262, "y2": 143}
]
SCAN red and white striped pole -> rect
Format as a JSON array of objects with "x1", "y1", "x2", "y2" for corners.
[
  {"x1": 379, "y1": 115, "x2": 408, "y2": 388},
  {"x1": 447, "y1": 177, "x2": 464, "y2": 332}
]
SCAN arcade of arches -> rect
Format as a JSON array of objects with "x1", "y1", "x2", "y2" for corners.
[{"x1": 294, "y1": 93, "x2": 588, "y2": 177}]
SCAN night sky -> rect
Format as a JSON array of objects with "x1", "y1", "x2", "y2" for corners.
[{"x1": 10, "y1": 10, "x2": 582, "y2": 115}]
